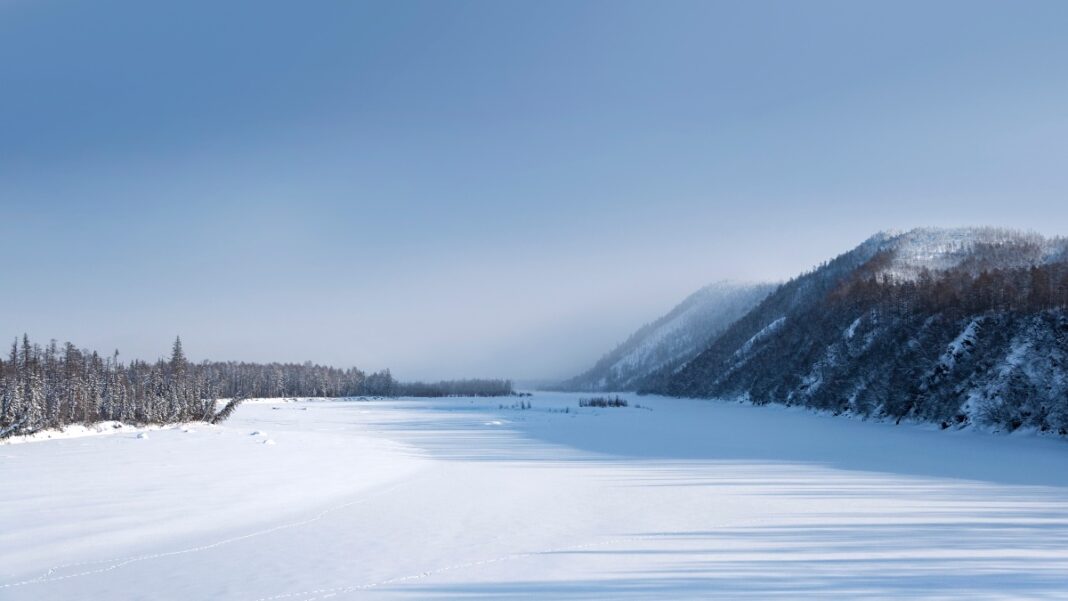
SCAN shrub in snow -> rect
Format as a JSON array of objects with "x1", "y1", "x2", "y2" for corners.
[{"x1": 579, "y1": 396, "x2": 629, "y2": 408}]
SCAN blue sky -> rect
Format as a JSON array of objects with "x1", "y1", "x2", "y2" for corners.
[{"x1": 2, "y1": 0, "x2": 1067, "y2": 380}]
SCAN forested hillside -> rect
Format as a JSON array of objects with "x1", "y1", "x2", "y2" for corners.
[
  {"x1": 645, "y1": 228, "x2": 1068, "y2": 435},
  {"x1": 561, "y1": 281, "x2": 774, "y2": 391}
]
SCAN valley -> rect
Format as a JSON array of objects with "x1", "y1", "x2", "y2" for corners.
[{"x1": 4, "y1": 394, "x2": 1067, "y2": 599}]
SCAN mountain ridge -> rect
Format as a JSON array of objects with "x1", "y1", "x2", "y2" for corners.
[
  {"x1": 560, "y1": 280, "x2": 775, "y2": 391},
  {"x1": 642, "y1": 227, "x2": 1068, "y2": 436}
]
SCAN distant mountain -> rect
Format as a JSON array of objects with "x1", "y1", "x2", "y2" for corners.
[
  {"x1": 561, "y1": 281, "x2": 775, "y2": 391},
  {"x1": 643, "y1": 227, "x2": 1068, "y2": 435}
]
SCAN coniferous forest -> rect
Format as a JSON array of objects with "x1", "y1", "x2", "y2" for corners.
[
  {"x1": 642, "y1": 229, "x2": 1068, "y2": 436},
  {"x1": 0, "y1": 336, "x2": 513, "y2": 439}
]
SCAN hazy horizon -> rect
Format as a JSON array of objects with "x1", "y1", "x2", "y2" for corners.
[{"x1": 3, "y1": 1, "x2": 1068, "y2": 380}]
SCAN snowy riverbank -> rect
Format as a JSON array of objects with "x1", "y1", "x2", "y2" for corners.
[{"x1": 2, "y1": 392, "x2": 1067, "y2": 599}]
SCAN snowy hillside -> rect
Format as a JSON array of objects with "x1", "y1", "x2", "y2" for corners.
[
  {"x1": 648, "y1": 227, "x2": 1068, "y2": 436},
  {"x1": 3, "y1": 394, "x2": 1068, "y2": 599},
  {"x1": 561, "y1": 281, "x2": 774, "y2": 391},
  {"x1": 870, "y1": 227, "x2": 1068, "y2": 281}
]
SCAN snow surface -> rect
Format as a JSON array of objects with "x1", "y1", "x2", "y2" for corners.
[
  {"x1": 735, "y1": 316, "x2": 785, "y2": 359},
  {"x1": 3, "y1": 393, "x2": 1068, "y2": 599},
  {"x1": 0, "y1": 421, "x2": 207, "y2": 445},
  {"x1": 844, "y1": 316, "x2": 862, "y2": 340},
  {"x1": 940, "y1": 318, "x2": 983, "y2": 370}
]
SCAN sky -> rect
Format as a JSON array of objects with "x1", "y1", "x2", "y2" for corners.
[{"x1": 2, "y1": 0, "x2": 1068, "y2": 381}]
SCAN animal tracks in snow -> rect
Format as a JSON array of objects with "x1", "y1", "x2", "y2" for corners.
[{"x1": 249, "y1": 534, "x2": 659, "y2": 601}]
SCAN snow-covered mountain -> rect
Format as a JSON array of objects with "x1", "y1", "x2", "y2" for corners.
[
  {"x1": 561, "y1": 281, "x2": 775, "y2": 391},
  {"x1": 644, "y1": 228, "x2": 1068, "y2": 436},
  {"x1": 862, "y1": 227, "x2": 1067, "y2": 280}
]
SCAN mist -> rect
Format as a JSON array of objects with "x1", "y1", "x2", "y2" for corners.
[{"x1": 3, "y1": 0, "x2": 1068, "y2": 381}]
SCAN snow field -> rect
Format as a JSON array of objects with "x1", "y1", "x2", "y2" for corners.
[{"x1": 2, "y1": 393, "x2": 1067, "y2": 599}]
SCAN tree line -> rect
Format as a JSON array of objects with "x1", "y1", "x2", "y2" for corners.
[
  {"x1": 1, "y1": 336, "x2": 226, "y2": 439},
  {"x1": 395, "y1": 378, "x2": 514, "y2": 397},
  {"x1": 1, "y1": 336, "x2": 513, "y2": 439},
  {"x1": 835, "y1": 253, "x2": 1068, "y2": 317}
]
